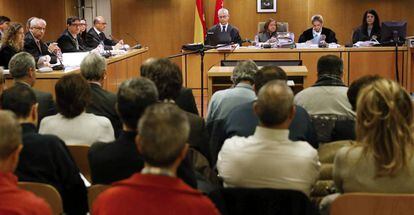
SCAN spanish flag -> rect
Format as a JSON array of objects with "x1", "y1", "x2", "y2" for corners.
[
  {"x1": 194, "y1": 0, "x2": 206, "y2": 43},
  {"x1": 213, "y1": 0, "x2": 224, "y2": 25}
]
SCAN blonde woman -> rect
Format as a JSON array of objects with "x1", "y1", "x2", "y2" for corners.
[
  {"x1": 0, "y1": 23, "x2": 24, "y2": 68},
  {"x1": 320, "y1": 79, "x2": 414, "y2": 214},
  {"x1": 334, "y1": 78, "x2": 414, "y2": 193}
]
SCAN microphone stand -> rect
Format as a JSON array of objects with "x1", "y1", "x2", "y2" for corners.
[
  {"x1": 392, "y1": 31, "x2": 400, "y2": 83},
  {"x1": 169, "y1": 43, "x2": 237, "y2": 117}
]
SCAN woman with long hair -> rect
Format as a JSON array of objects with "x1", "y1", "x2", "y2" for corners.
[
  {"x1": 352, "y1": 9, "x2": 381, "y2": 43},
  {"x1": 255, "y1": 18, "x2": 277, "y2": 43},
  {"x1": 334, "y1": 78, "x2": 414, "y2": 193},
  {"x1": 0, "y1": 22, "x2": 24, "y2": 68}
]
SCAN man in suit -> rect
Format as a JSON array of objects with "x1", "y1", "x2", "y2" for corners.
[
  {"x1": 141, "y1": 58, "x2": 211, "y2": 163},
  {"x1": 57, "y1": 16, "x2": 91, "y2": 53},
  {"x1": 205, "y1": 8, "x2": 242, "y2": 46},
  {"x1": 298, "y1": 14, "x2": 338, "y2": 44},
  {"x1": 8, "y1": 52, "x2": 56, "y2": 124},
  {"x1": 86, "y1": 16, "x2": 123, "y2": 50},
  {"x1": 1, "y1": 85, "x2": 88, "y2": 215},
  {"x1": 88, "y1": 78, "x2": 197, "y2": 188},
  {"x1": 80, "y1": 52, "x2": 122, "y2": 138},
  {"x1": 0, "y1": 16, "x2": 10, "y2": 41},
  {"x1": 24, "y1": 18, "x2": 60, "y2": 67}
]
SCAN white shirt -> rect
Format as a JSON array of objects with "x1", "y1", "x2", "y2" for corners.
[
  {"x1": 217, "y1": 126, "x2": 320, "y2": 196},
  {"x1": 94, "y1": 27, "x2": 102, "y2": 35},
  {"x1": 39, "y1": 112, "x2": 115, "y2": 145},
  {"x1": 220, "y1": 23, "x2": 229, "y2": 32}
]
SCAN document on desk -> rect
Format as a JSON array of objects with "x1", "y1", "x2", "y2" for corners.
[{"x1": 62, "y1": 52, "x2": 89, "y2": 67}]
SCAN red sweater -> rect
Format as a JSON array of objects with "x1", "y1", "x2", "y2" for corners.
[
  {"x1": 93, "y1": 173, "x2": 220, "y2": 215},
  {"x1": 0, "y1": 172, "x2": 52, "y2": 215}
]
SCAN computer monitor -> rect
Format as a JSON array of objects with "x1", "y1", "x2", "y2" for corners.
[{"x1": 380, "y1": 21, "x2": 407, "y2": 45}]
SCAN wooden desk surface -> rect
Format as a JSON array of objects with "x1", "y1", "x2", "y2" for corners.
[
  {"x1": 35, "y1": 47, "x2": 148, "y2": 79},
  {"x1": 208, "y1": 66, "x2": 308, "y2": 76},
  {"x1": 205, "y1": 46, "x2": 408, "y2": 53}
]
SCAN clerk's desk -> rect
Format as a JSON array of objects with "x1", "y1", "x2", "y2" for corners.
[
  {"x1": 5, "y1": 48, "x2": 148, "y2": 96},
  {"x1": 208, "y1": 66, "x2": 307, "y2": 97},
  {"x1": 182, "y1": 46, "x2": 412, "y2": 99}
]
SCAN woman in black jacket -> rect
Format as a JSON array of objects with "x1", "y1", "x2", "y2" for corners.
[{"x1": 352, "y1": 9, "x2": 381, "y2": 44}]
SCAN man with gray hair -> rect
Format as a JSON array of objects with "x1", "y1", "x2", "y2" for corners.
[
  {"x1": 81, "y1": 52, "x2": 122, "y2": 137},
  {"x1": 0, "y1": 110, "x2": 52, "y2": 214},
  {"x1": 92, "y1": 103, "x2": 219, "y2": 215},
  {"x1": 298, "y1": 14, "x2": 337, "y2": 43},
  {"x1": 205, "y1": 8, "x2": 242, "y2": 46},
  {"x1": 24, "y1": 17, "x2": 60, "y2": 67},
  {"x1": 9, "y1": 52, "x2": 56, "y2": 123},
  {"x1": 217, "y1": 81, "x2": 320, "y2": 196},
  {"x1": 206, "y1": 60, "x2": 258, "y2": 125}
]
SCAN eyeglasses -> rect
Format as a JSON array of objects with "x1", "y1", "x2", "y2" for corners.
[{"x1": 32, "y1": 27, "x2": 46, "y2": 31}]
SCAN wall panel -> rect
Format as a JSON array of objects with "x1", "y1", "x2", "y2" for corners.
[
  {"x1": 0, "y1": 0, "x2": 77, "y2": 41},
  {"x1": 111, "y1": 0, "x2": 414, "y2": 59}
]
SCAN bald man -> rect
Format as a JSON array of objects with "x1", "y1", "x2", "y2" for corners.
[{"x1": 86, "y1": 16, "x2": 123, "y2": 50}]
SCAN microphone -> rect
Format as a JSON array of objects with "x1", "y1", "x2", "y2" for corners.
[
  {"x1": 125, "y1": 32, "x2": 142, "y2": 49},
  {"x1": 242, "y1": 38, "x2": 253, "y2": 43},
  {"x1": 319, "y1": 34, "x2": 327, "y2": 48}
]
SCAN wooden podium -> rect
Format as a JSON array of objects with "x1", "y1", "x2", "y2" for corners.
[{"x1": 5, "y1": 48, "x2": 149, "y2": 96}]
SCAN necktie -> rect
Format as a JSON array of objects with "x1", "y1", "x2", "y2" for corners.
[
  {"x1": 35, "y1": 40, "x2": 42, "y2": 52},
  {"x1": 99, "y1": 32, "x2": 105, "y2": 41},
  {"x1": 222, "y1": 25, "x2": 226, "y2": 32}
]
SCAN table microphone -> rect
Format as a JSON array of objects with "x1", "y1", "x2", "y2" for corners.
[
  {"x1": 125, "y1": 32, "x2": 142, "y2": 49},
  {"x1": 319, "y1": 34, "x2": 328, "y2": 48}
]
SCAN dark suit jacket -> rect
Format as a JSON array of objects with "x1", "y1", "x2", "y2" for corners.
[
  {"x1": 57, "y1": 29, "x2": 90, "y2": 53},
  {"x1": 85, "y1": 28, "x2": 116, "y2": 50},
  {"x1": 175, "y1": 87, "x2": 199, "y2": 115},
  {"x1": 15, "y1": 82, "x2": 56, "y2": 124},
  {"x1": 0, "y1": 45, "x2": 19, "y2": 69},
  {"x1": 298, "y1": 27, "x2": 338, "y2": 43},
  {"x1": 86, "y1": 83, "x2": 122, "y2": 138},
  {"x1": 205, "y1": 24, "x2": 242, "y2": 46},
  {"x1": 16, "y1": 123, "x2": 88, "y2": 215},
  {"x1": 88, "y1": 131, "x2": 197, "y2": 188},
  {"x1": 185, "y1": 111, "x2": 211, "y2": 163},
  {"x1": 24, "y1": 32, "x2": 57, "y2": 65},
  {"x1": 352, "y1": 26, "x2": 381, "y2": 44},
  {"x1": 224, "y1": 101, "x2": 318, "y2": 148}
]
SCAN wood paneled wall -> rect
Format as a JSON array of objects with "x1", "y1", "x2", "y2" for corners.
[
  {"x1": 0, "y1": 0, "x2": 77, "y2": 41},
  {"x1": 111, "y1": 0, "x2": 414, "y2": 59}
]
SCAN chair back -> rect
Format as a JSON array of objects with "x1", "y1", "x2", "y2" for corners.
[
  {"x1": 88, "y1": 184, "x2": 110, "y2": 209},
  {"x1": 209, "y1": 188, "x2": 318, "y2": 215},
  {"x1": 277, "y1": 22, "x2": 289, "y2": 32},
  {"x1": 331, "y1": 193, "x2": 414, "y2": 215},
  {"x1": 18, "y1": 182, "x2": 63, "y2": 215},
  {"x1": 310, "y1": 114, "x2": 353, "y2": 143},
  {"x1": 257, "y1": 22, "x2": 266, "y2": 33},
  {"x1": 67, "y1": 144, "x2": 91, "y2": 182}
]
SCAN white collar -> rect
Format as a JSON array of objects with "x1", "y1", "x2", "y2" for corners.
[
  {"x1": 253, "y1": 126, "x2": 290, "y2": 142},
  {"x1": 312, "y1": 29, "x2": 322, "y2": 37},
  {"x1": 220, "y1": 23, "x2": 229, "y2": 31},
  {"x1": 93, "y1": 27, "x2": 102, "y2": 35}
]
